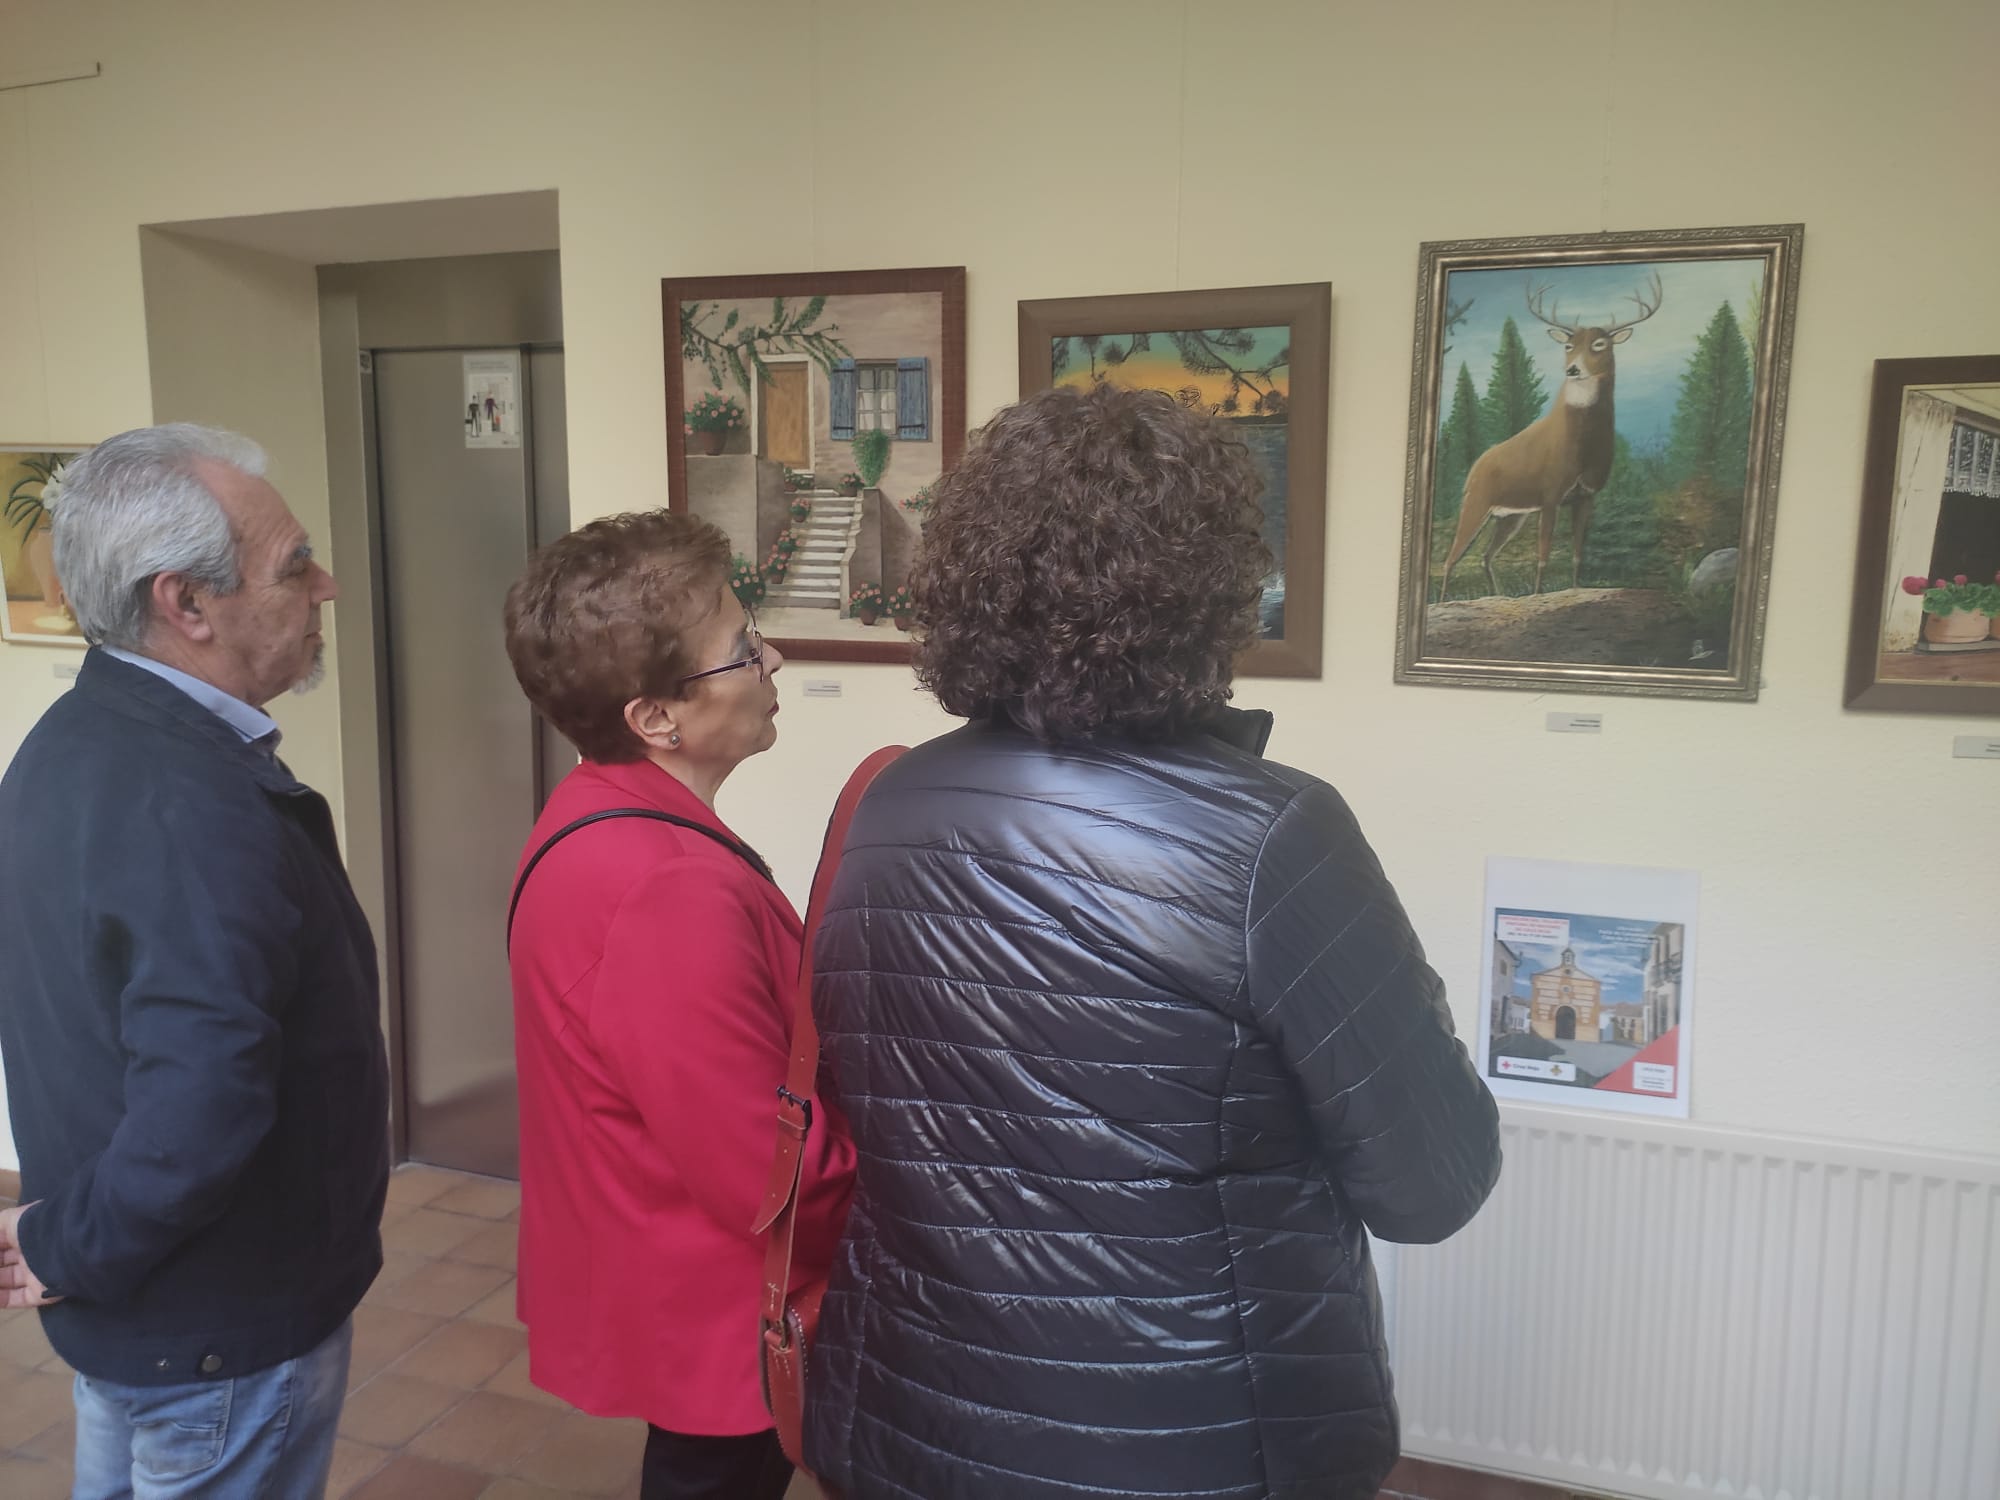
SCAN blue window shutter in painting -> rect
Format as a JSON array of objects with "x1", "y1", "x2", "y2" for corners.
[
  {"x1": 895, "y1": 357, "x2": 931, "y2": 442},
  {"x1": 829, "y1": 360, "x2": 857, "y2": 441}
]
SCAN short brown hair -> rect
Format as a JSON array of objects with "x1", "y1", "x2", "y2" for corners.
[
  {"x1": 913, "y1": 383, "x2": 1270, "y2": 742},
  {"x1": 503, "y1": 510, "x2": 732, "y2": 763}
]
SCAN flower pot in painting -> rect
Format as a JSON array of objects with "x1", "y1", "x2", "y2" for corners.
[
  {"x1": 1923, "y1": 608, "x2": 1990, "y2": 645},
  {"x1": 893, "y1": 615, "x2": 913, "y2": 632},
  {"x1": 857, "y1": 608, "x2": 880, "y2": 626},
  {"x1": 24, "y1": 524, "x2": 64, "y2": 611},
  {"x1": 694, "y1": 430, "x2": 727, "y2": 456}
]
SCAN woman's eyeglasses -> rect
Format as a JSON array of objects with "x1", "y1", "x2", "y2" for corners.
[{"x1": 676, "y1": 622, "x2": 767, "y2": 687}]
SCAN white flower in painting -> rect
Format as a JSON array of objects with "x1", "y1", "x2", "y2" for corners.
[{"x1": 38, "y1": 460, "x2": 70, "y2": 512}]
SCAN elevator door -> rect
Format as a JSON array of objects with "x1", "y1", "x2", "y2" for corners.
[{"x1": 373, "y1": 346, "x2": 565, "y2": 1177}]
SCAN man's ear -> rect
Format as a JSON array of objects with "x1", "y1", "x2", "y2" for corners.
[
  {"x1": 149, "y1": 572, "x2": 215, "y2": 644},
  {"x1": 623, "y1": 695, "x2": 684, "y2": 754}
]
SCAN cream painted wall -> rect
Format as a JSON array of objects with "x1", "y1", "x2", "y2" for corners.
[
  {"x1": 0, "y1": 0, "x2": 1997, "y2": 1180},
  {"x1": 138, "y1": 229, "x2": 343, "y2": 820}
]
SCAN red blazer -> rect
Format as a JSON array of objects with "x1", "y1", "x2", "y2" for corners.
[{"x1": 507, "y1": 758, "x2": 855, "y2": 1434}]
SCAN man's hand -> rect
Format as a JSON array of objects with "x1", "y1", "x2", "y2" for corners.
[{"x1": 0, "y1": 1203, "x2": 62, "y2": 1308}]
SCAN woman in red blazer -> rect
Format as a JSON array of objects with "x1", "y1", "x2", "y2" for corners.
[{"x1": 502, "y1": 511, "x2": 855, "y2": 1500}]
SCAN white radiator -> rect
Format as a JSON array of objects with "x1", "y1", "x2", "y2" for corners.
[{"x1": 1384, "y1": 1103, "x2": 2000, "y2": 1500}]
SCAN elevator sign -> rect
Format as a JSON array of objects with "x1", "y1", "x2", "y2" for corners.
[{"x1": 464, "y1": 353, "x2": 522, "y2": 449}]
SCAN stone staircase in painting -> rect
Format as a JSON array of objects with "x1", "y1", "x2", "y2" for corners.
[{"x1": 765, "y1": 489, "x2": 860, "y2": 611}]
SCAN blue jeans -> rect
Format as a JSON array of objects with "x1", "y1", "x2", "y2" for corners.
[{"x1": 72, "y1": 1318, "x2": 353, "y2": 1500}]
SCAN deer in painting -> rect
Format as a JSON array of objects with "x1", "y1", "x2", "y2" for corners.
[{"x1": 1438, "y1": 272, "x2": 1662, "y2": 600}]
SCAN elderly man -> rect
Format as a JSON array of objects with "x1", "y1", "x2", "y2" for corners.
[{"x1": 0, "y1": 425, "x2": 388, "y2": 1498}]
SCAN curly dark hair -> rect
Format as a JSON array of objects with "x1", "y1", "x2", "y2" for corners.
[
  {"x1": 913, "y1": 383, "x2": 1271, "y2": 741},
  {"x1": 503, "y1": 510, "x2": 731, "y2": 763}
]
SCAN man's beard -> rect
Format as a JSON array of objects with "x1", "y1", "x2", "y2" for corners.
[{"x1": 290, "y1": 640, "x2": 326, "y2": 695}]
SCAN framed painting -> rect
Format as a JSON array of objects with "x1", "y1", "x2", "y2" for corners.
[
  {"x1": 1018, "y1": 283, "x2": 1331, "y2": 679},
  {"x1": 1843, "y1": 355, "x2": 2000, "y2": 715},
  {"x1": 1395, "y1": 225, "x2": 1803, "y2": 700},
  {"x1": 663, "y1": 267, "x2": 966, "y2": 664},
  {"x1": 2, "y1": 444, "x2": 91, "y2": 648}
]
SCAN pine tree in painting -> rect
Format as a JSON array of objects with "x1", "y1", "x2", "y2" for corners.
[
  {"x1": 1667, "y1": 303, "x2": 1754, "y2": 492},
  {"x1": 1434, "y1": 363, "x2": 1485, "y2": 522},
  {"x1": 1479, "y1": 316, "x2": 1548, "y2": 444}
]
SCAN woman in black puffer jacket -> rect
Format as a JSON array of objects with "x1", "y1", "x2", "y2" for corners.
[{"x1": 804, "y1": 383, "x2": 1501, "y2": 1500}]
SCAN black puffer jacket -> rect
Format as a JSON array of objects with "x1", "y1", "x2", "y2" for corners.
[{"x1": 804, "y1": 714, "x2": 1501, "y2": 1499}]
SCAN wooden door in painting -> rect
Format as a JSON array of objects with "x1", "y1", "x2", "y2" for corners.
[{"x1": 761, "y1": 364, "x2": 810, "y2": 469}]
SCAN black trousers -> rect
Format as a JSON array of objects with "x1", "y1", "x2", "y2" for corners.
[{"x1": 641, "y1": 1425, "x2": 794, "y2": 1500}]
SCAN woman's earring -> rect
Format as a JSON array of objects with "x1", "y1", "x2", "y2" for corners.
[{"x1": 668, "y1": 733, "x2": 681, "y2": 747}]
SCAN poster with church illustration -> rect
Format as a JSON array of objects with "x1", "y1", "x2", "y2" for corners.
[
  {"x1": 663, "y1": 268, "x2": 966, "y2": 664},
  {"x1": 1477, "y1": 857, "x2": 1697, "y2": 1118}
]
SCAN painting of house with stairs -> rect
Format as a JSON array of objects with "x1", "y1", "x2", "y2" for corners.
[{"x1": 664, "y1": 268, "x2": 967, "y2": 660}]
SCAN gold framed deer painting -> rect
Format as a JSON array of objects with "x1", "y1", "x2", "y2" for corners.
[{"x1": 1395, "y1": 225, "x2": 1803, "y2": 700}]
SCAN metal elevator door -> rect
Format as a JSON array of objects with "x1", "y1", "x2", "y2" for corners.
[{"x1": 372, "y1": 346, "x2": 567, "y2": 1178}]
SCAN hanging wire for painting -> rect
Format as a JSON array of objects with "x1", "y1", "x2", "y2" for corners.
[
  {"x1": 1600, "y1": 1, "x2": 1618, "y2": 231},
  {"x1": 1174, "y1": 0, "x2": 1191, "y2": 289}
]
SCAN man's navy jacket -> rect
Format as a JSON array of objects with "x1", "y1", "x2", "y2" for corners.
[{"x1": 0, "y1": 649, "x2": 388, "y2": 1383}]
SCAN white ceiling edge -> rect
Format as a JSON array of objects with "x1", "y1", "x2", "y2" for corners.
[{"x1": 149, "y1": 190, "x2": 559, "y2": 267}]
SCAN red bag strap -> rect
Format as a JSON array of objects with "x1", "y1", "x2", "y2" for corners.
[{"x1": 756, "y1": 747, "x2": 907, "y2": 1332}]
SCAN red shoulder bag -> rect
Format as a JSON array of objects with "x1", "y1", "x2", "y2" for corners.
[{"x1": 753, "y1": 746, "x2": 905, "y2": 1472}]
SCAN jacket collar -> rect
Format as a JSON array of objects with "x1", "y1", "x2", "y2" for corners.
[
  {"x1": 576, "y1": 757, "x2": 776, "y2": 886},
  {"x1": 1205, "y1": 705, "x2": 1274, "y2": 757},
  {"x1": 100, "y1": 645, "x2": 280, "y2": 746},
  {"x1": 984, "y1": 702, "x2": 1274, "y2": 758},
  {"x1": 580, "y1": 755, "x2": 745, "y2": 841},
  {"x1": 73, "y1": 648, "x2": 309, "y2": 798}
]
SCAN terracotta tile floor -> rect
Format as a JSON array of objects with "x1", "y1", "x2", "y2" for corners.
[
  {"x1": 1, "y1": 1172, "x2": 1558, "y2": 1500},
  {"x1": 0, "y1": 1165, "x2": 819, "y2": 1499}
]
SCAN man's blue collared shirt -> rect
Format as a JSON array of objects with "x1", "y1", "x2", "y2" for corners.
[{"x1": 101, "y1": 647, "x2": 280, "y2": 751}]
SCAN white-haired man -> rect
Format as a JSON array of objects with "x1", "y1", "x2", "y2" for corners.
[{"x1": 0, "y1": 425, "x2": 388, "y2": 1498}]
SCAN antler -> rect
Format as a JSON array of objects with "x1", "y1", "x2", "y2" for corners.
[
  {"x1": 1523, "y1": 281, "x2": 1576, "y2": 334},
  {"x1": 1606, "y1": 270, "x2": 1664, "y2": 335}
]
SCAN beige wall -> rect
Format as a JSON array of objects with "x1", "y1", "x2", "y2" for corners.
[
  {"x1": 1, "y1": 0, "x2": 1998, "y2": 1178},
  {"x1": 138, "y1": 229, "x2": 342, "y2": 820}
]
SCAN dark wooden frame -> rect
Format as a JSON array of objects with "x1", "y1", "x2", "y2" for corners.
[
  {"x1": 1017, "y1": 283, "x2": 1331, "y2": 679},
  {"x1": 1395, "y1": 224, "x2": 1804, "y2": 701},
  {"x1": 1844, "y1": 354, "x2": 2000, "y2": 715},
  {"x1": 662, "y1": 266, "x2": 967, "y2": 665}
]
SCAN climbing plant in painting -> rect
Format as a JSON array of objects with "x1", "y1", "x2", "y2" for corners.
[
  {"x1": 852, "y1": 429, "x2": 891, "y2": 489},
  {"x1": 680, "y1": 297, "x2": 850, "y2": 399}
]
